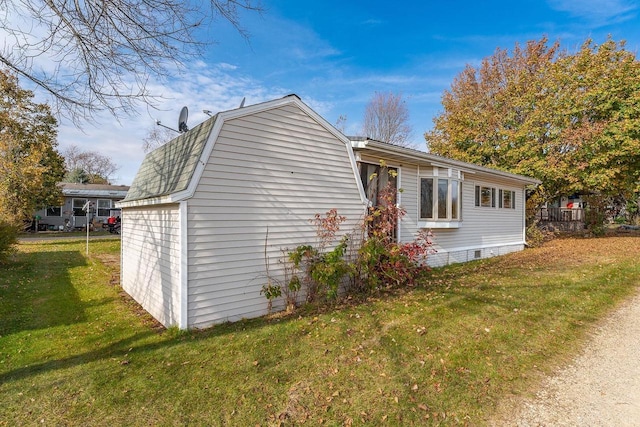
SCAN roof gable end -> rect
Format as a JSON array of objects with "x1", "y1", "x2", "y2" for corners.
[{"x1": 120, "y1": 95, "x2": 361, "y2": 207}]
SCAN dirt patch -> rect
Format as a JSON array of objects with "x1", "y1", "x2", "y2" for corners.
[{"x1": 98, "y1": 254, "x2": 121, "y2": 286}]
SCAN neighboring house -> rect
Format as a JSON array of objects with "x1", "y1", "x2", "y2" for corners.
[
  {"x1": 118, "y1": 95, "x2": 540, "y2": 330},
  {"x1": 35, "y1": 183, "x2": 129, "y2": 230},
  {"x1": 350, "y1": 138, "x2": 541, "y2": 267},
  {"x1": 529, "y1": 194, "x2": 586, "y2": 232}
]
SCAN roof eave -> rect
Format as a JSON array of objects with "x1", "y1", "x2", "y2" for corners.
[{"x1": 352, "y1": 139, "x2": 541, "y2": 186}]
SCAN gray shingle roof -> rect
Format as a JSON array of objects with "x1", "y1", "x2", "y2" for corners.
[
  {"x1": 123, "y1": 116, "x2": 216, "y2": 202},
  {"x1": 61, "y1": 183, "x2": 130, "y2": 198}
]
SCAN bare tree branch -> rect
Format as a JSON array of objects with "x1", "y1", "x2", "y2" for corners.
[
  {"x1": 0, "y1": 0, "x2": 263, "y2": 125},
  {"x1": 62, "y1": 144, "x2": 119, "y2": 183},
  {"x1": 362, "y1": 91, "x2": 413, "y2": 148}
]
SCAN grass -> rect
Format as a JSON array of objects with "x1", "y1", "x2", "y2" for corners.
[{"x1": 1, "y1": 236, "x2": 639, "y2": 425}]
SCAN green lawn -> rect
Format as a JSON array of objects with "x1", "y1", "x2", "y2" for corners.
[{"x1": 1, "y1": 236, "x2": 639, "y2": 425}]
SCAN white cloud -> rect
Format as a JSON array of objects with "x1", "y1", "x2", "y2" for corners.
[
  {"x1": 360, "y1": 18, "x2": 384, "y2": 26},
  {"x1": 547, "y1": 0, "x2": 638, "y2": 25},
  {"x1": 57, "y1": 62, "x2": 287, "y2": 185}
]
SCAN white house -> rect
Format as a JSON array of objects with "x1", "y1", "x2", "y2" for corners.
[
  {"x1": 118, "y1": 95, "x2": 540, "y2": 330},
  {"x1": 35, "y1": 183, "x2": 129, "y2": 231},
  {"x1": 117, "y1": 95, "x2": 368, "y2": 329},
  {"x1": 350, "y1": 138, "x2": 540, "y2": 266}
]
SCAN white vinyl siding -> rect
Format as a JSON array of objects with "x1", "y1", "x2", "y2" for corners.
[
  {"x1": 120, "y1": 205, "x2": 182, "y2": 327},
  {"x1": 186, "y1": 105, "x2": 366, "y2": 328},
  {"x1": 426, "y1": 179, "x2": 524, "y2": 267},
  {"x1": 359, "y1": 158, "x2": 526, "y2": 267}
]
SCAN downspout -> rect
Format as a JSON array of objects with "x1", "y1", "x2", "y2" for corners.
[{"x1": 522, "y1": 187, "x2": 528, "y2": 246}]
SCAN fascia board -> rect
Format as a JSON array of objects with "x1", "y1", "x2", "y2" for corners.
[{"x1": 356, "y1": 141, "x2": 540, "y2": 186}]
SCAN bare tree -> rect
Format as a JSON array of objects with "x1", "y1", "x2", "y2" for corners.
[
  {"x1": 335, "y1": 115, "x2": 347, "y2": 133},
  {"x1": 0, "y1": 0, "x2": 263, "y2": 123},
  {"x1": 142, "y1": 125, "x2": 178, "y2": 153},
  {"x1": 62, "y1": 145, "x2": 119, "y2": 184},
  {"x1": 362, "y1": 92, "x2": 413, "y2": 147}
]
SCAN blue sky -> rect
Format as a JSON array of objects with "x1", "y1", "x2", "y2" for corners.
[{"x1": 55, "y1": 0, "x2": 640, "y2": 184}]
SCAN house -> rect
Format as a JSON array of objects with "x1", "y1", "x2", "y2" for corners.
[
  {"x1": 35, "y1": 183, "x2": 129, "y2": 231},
  {"x1": 118, "y1": 95, "x2": 540, "y2": 330},
  {"x1": 117, "y1": 95, "x2": 368, "y2": 329},
  {"x1": 530, "y1": 194, "x2": 586, "y2": 232},
  {"x1": 350, "y1": 138, "x2": 541, "y2": 266}
]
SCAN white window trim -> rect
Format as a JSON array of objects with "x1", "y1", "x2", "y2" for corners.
[
  {"x1": 97, "y1": 199, "x2": 113, "y2": 217},
  {"x1": 72, "y1": 198, "x2": 88, "y2": 216},
  {"x1": 45, "y1": 206, "x2": 62, "y2": 217},
  {"x1": 418, "y1": 168, "x2": 462, "y2": 228},
  {"x1": 475, "y1": 185, "x2": 517, "y2": 210}
]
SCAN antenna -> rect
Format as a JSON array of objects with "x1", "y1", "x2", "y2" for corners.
[
  {"x1": 178, "y1": 106, "x2": 189, "y2": 133},
  {"x1": 203, "y1": 110, "x2": 213, "y2": 117},
  {"x1": 155, "y1": 120, "x2": 179, "y2": 133},
  {"x1": 239, "y1": 97, "x2": 246, "y2": 108}
]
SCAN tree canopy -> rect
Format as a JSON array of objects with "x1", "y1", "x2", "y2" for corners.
[
  {"x1": 0, "y1": 0, "x2": 263, "y2": 123},
  {"x1": 425, "y1": 37, "x2": 640, "y2": 202},
  {"x1": 363, "y1": 92, "x2": 413, "y2": 147},
  {"x1": 0, "y1": 69, "x2": 65, "y2": 226}
]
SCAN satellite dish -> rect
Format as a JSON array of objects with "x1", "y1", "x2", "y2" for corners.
[
  {"x1": 178, "y1": 106, "x2": 189, "y2": 133},
  {"x1": 239, "y1": 97, "x2": 246, "y2": 108}
]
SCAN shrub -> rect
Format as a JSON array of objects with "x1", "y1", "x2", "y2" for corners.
[
  {"x1": 0, "y1": 221, "x2": 18, "y2": 264},
  {"x1": 262, "y1": 165, "x2": 437, "y2": 310},
  {"x1": 308, "y1": 236, "x2": 350, "y2": 300},
  {"x1": 526, "y1": 220, "x2": 547, "y2": 247}
]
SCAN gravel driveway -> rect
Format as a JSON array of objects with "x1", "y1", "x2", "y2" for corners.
[{"x1": 496, "y1": 290, "x2": 640, "y2": 426}]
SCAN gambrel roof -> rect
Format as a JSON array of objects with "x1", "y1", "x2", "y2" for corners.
[
  {"x1": 119, "y1": 95, "x2": 365, "y2": 208},
  {"x1": 122, "y1": 117, "x2": 216, "y2": 203}
]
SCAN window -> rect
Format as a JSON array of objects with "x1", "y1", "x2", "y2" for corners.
[
  {"x1": 46, "y1": 206, "x2": 61, "y2": 217},
  {"x1": 475, "y1": 186, "x2": 496, "y2": 208},
  {"x1": 420, "y1": 177, "x2": 461, "y2": 221},
  {"x1": 476, "y1": 186, "x2": 516, "y2": 209},
  {"x1": 451, "y1": 180, "x2": 459, "y2": 219},
  {"x1": 97, "y1": 199, "x2": 113, "y2": 217},
  {"x1": 499, "y1": 189, "x2": 516, "y2": 209},
  {"x1": 437, "y1": 179, "x2": 448, "y2": 219},
  {"x1": 359, "y1": 162, "x2": 397, "y2": 206},
  {"x1": 72, "y1": 198, "x2": 88, "y2": 216},
  {"x1": 420, "y1": 178, "x2": 434, "y2": 219}
]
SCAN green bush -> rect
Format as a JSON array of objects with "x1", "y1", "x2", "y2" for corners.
[
  {"x1": 526, "y1": 221, "x2": 547, "y2": 247},
  {"x1": 0, "y1": 221, "x2": 18, "y2": 263},
  {"x1": 589, "y1": 224, "x2": 606, "y2": 237}
]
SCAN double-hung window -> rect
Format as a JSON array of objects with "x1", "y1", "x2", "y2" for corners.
[
  {"x1": 72, "y1": 198, "x2": 88, "y2": 216},
  {"x1": 475, "y1": 186, "x2": 496, "y2": 207},
  {"x1": 499, "y1": 189, "x2": 516, "y2": 209},
  {"x1": 97, "y1": 199, "x2": 113, "y2": 217}
]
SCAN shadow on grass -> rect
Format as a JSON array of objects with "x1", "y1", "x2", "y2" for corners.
[
  {"x1": 0, "y1": 250, "x2": 88, "y2": 336},
  {"x1": 0, "y1": 310, "x2": 296, "y2": 384},
  {"x1": 0, "y1": 331, "x2": 159, "y2": 383}
]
